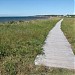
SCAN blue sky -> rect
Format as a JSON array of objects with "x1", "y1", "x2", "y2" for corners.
[{"x1": 0, "y1": 0, "x2": 74, "y2": 16}]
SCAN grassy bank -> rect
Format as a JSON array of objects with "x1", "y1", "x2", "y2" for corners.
[
  {"x1": 61, "y1": 18, "x2": 75, "y2": 54},
  {"x1": 0, "y1": 18, "x2": 74, "y2": 75}
]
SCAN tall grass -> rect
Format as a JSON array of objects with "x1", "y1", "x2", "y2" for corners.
[
  {"x1": 0, "y1": 18, "x2": 74, "y2": 75},
  {"x1": 61, "y1": 18, "x2": 75, "y2": 54}
]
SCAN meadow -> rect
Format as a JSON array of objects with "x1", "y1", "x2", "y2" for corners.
[
  {"x1": 0, "y1": 18, "x2": 75, "y2": 75},
  {"x1": 61, "y1": 18, "x2": 75, "y2": 54}
]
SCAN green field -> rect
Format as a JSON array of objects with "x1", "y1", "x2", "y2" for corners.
[
  {"x1": 61, "y1": 18, "x2": 75, "y2": 54},
  {"x1": 0, "y1": 18, "x2": 75, "y2": 75}
]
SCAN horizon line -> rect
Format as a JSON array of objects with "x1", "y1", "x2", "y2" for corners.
[{"x1": 0, "y1": 14, "x2": 75, "y2": 17}]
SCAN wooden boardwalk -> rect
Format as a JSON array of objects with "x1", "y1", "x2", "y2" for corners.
[{"x1": 35, "y1": 19, "x2": 75, "y2": 69}]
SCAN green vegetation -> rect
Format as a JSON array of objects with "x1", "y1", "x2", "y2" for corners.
[
  {"x1": 0, "y1": 18, "x2": 75, "y2": 75},
  {"x1": 61, "y1": 18, "x2": 75, "y2": 54}
]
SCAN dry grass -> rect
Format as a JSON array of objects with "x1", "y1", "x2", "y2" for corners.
[{"x1": 61, "y1": 18, "x2": 75, "y2": 54}]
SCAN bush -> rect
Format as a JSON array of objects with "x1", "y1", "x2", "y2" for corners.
[{"x1": 4, "y1": 61, "x2": 17, "y2": 75}]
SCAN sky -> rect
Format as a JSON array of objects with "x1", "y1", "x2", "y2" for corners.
[{"x1": 0, "y1": 0, "x2": 74, "y2": 16}]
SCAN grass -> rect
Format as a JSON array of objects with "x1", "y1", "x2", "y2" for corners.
[
  {"x1": 61, "y1": 18, "x2": 75, "y2": 54},
  {"x1": 0, "y1": 18, "x2": 75, "y2": 75}
]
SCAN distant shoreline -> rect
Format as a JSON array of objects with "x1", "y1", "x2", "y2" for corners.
[
  {"x1": 0, "y1": 15, "x2": 74, "y2": 23},
  {"x1": 0, "y1": 16, "x2": 48, "y2": 23}
]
